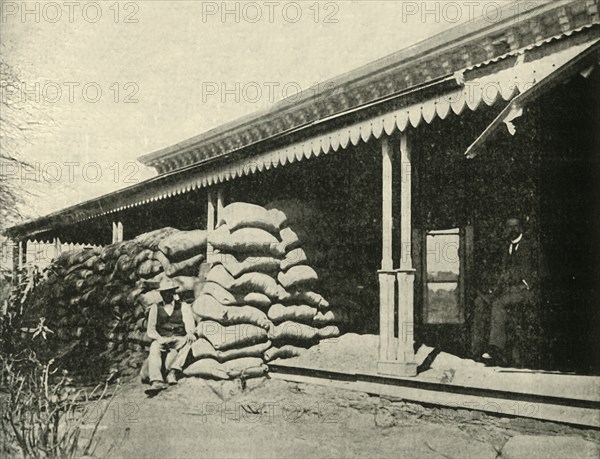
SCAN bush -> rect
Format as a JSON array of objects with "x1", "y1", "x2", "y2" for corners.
[
  {"x1": 1, "y1": 352, "x2": 118, "y2": 458},
  {"x1": 1, "y1": 264, "x2": 121, "y2": 458}
]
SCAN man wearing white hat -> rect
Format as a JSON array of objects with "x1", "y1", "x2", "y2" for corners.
[{"x1": 145, "y1": 278, "x2": 196, "y2": 395}]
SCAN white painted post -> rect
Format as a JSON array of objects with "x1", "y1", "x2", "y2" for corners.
[
  {"x1": 378, "y1": 136, "x2": 397, "y2": 363},
  {"x1": 395, "y1": 133, "x2": 417, "y2": 376},
  {"x1": 378, "y1": 133, "x2": 417, "y2": 377},
  {"x1": 112, "y1": 222, "x2": 123, "y2": 243},
  {"x1": 207, "y1": 191, "x2": 216, "y2": 261},
  {"x1": 54, "y1": 237, "x2": 62, "y2": 260},
  {"x1": 216, "y1": 188, "x2": 225, "y2": 221}
]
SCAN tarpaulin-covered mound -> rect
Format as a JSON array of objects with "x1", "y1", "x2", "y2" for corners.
[{"x1": 26, "y1": 202, "x2": 347, "y2": 381}]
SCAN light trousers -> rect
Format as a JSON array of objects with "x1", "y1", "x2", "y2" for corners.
[{"x1": 148, "y1": 336, "x2": 191, "y2": 383}]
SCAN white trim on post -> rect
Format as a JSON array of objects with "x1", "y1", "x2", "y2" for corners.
[
  {"x1": 112, "y1": 222, "x2": 124, "y2": 244},
  {"x1": 396, "y1": 132, "x2": 417, "y2": 376},
  {"x1": 399, "y1": 134, "x2": 413, "y2": 272},
  {"x1": 207, "y1": 190, "x2": 216, "y2": 260},
  {"x1": 216, "y1": 188, "x2": 225, "y2": 221},
  {"x1": 381, "y1": 137, "x2": 394, "y2": 271},
  {"x1": 53, "y1": 237, "x2": 62, "y2": 260},
  {"x1": 378, "y1": 133, "x2": 417, "y2": 377},
  {"x1": 378, "y1": 136, "x2": 397, "y2": 363}
]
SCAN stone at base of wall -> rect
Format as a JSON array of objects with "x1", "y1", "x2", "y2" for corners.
[
  {"x1": 501, "y1": 435, "x2": 599, "y2": 459},
  {"x1": 377, "y1": 361, "x2": 418, "y2": 377}
]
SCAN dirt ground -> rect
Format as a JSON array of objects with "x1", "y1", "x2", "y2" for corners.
[{"x1": 89, "y1": 375, "x2": 599, "y2": 459}]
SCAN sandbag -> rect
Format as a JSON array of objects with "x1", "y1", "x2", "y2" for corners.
[
  {"x1": 215, "y1": 341, "x2": 271, "y2": 363},
  {"x1": 201, "y1": 281, "x2": 237, "y2": 305},
  {"x1": 135, "y1": 227, "x2": 179, "y2": 250},
  {"x1": 192, "y1": 338, "x2": 271, "y2": 362},
  {"x1": 126, "y1": 287, "x2": 144, "y2": 305},
  {"x1": 207, "y1": 265, "x2": 285, "y2": 300},
  {"x1": 116, "y1": 254, "x2": 132, "y2": 273},
  {"x1": 234, "y1": 272, "x2": 287, "y2": 300},
  {"x1": 78, "y1": 269, "x2": 94, "y2": 279},
  {"x1": 183, "y1": 358, "x2": 228, "y2": 380},
  {"x1": 191, "y1": 338, "x2": 218, "y2": 359},
  {"x1": 133, "y1": 249, "x2": 154, "y2": 266},
  {"x1": 268, "y1": 321, "x2": 318, "y2": 342},
  {"x1": 280, "y1": 248, "x2": 308, "y2": 271},
  {"x1": 267, "y1": 303, "x2": 317, "y2": 324},
  {"x1": 278, "y1": 227, "x2": 301, "y2": 253},
  {"x1": 193, "y1": 295, "x2": 271, "y2": 329},
  {"x1": 196, "y1": 321, "x2": 268, "y2": 351},
  {"x1": 206, "y1": 264, "x2": 235, "y2": 290},
  {"x1": 278, "y1": 265, "x2": 319, "y2": 289},
  {"x1": 230, "y1": 364, "x2": 268, "y2": 379},
  {"x1": 139, "y1": 290, "x2": 162, "y2": 308},
  {"x1": 218, "y1": 202, "x2": 287, "y2": 234},
  {"x1": 93, "y1": 261, "x2": 106, "y2": 273},
  {"x1": 165, "y1": 254, "x2": 205, "y2": 277},
  {"x1": 118, "y1": 241, "x2": 143, "y2": 257},
  {"x1": 213, "y1": 253, "x2": 280, "y2": 278},
  {"x1": 171, "y1": 276, "x2": 198, "y2": 294},
  {"x1": 158, "y1": 229, "x2": 208, "y2": 262},
  {"x1": 82, "y1": 255, "x2": 100, "y2": 269},
  {"x1": 208, "y1": 225, "x2": 284, "y2": 257},
  {"x1": 264, "y1": 345, "x2": 303, "y2": 362},
  {"x1": 137, "y1": 259, "x2": 159, "y2": 278},
  {"x1": 313, "y1": 309, "x2": 350, "y2": 326},
  {"x1": 242, "y1": 292, "x2": 272, "y2": 309},
  {"x1": 201, "y1": 282, "x2": 272, "y2": 308},
  {"x1": 127, "y1": 330, "x2": 152, "y2": 345},
  {"x1": 100, "y1": 244, "x2": 119, "y2": 261},
  {"x1": 317, "y1": 325, "x2": 341, "y2": 339},
  {"x1": 284, "y1": 291, "x2": 329, "y2": 309},
  {"x1": 222, "y1": 357, "x2": 264, "y2": 378}
]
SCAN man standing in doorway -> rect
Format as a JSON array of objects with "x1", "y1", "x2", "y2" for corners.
[{"x1": 473, "y1": 218, "x2": 540, "y2": 366}]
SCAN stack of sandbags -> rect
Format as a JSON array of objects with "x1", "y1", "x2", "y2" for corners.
[
  {"x1": 186, "y1": 202, "x2": 342, "y2": 379},
  {"x1": 187, "y1": 203, "x2": 286, "y2": 379},
  {"x1": 124, "y1": 228, "x2": 208, "y2": 351},
  {"x1": 25, "y1": 227, "x2": 208, "y2": 374},
  {"x1": 266, "y1": 198, "x2": 364, "y2": 332},
  {"x1": 267, "y1": 209, "x2": 343, "y2": 361}
]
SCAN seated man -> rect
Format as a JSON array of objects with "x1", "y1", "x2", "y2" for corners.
[
  {"x1": 145, "y1": 278, "x2": 196, "y2": 395},
  {"x1": 473, "y1": 218, "x2": 540, "y2": 366}
]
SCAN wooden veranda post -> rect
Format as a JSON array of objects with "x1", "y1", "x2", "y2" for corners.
[
  {"x1": 378, "y1": 136, "x2": 397, "y2": 363},
  {"x1": 53, "y1": 237, "x2": 62, "y2": 260},
  {"x1": 216, "y1": 188, "x2": 225, "y2": 221},
  {"x1": 377, "y1": 133, "x2": 417, "y2": 377},
  {"x1": 396, "y1": 133, "x2": 417, "y2": 376},
  {"x1": 112, "y1": 222, "x2": 123, "y2": 244},
  {"x1": 207, "y1": 190, "x2": 216, "y2": 260},
  {"x1": 12, "y1": 239, "x2": 19, "y2": 286}
]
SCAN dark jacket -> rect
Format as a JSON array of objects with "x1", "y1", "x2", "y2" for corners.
[{"x1": 497, "y1": 236, "x2": 544, "y2": 291}]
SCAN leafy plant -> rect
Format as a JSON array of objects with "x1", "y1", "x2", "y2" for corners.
[{"x1": 1, "y1": 352, "x2": 119, "y2": 458}]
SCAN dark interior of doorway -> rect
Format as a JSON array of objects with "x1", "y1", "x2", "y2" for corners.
[{"x1": 414, "y1": 70, "x2": 599, "y2": 374}]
